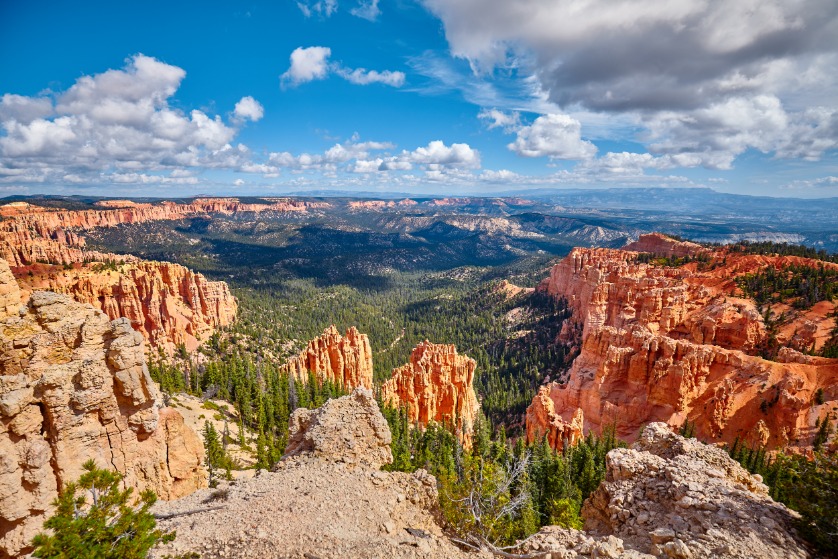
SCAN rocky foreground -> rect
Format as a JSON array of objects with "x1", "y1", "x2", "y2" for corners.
[{"x1": 153, "y1": 388, "x2": 811, "y2": 559}]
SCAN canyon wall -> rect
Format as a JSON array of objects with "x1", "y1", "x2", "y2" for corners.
[
  {"x1": 528, "y1": 235, "x2": 838, "y2": 451},
  {"x1": 280, "y1": 326, "x2": 374, "y2": 390},
  {"x1": 381, "y1": 341, "x2": 480, "y2": 445},
  {"x1": 16, "y1": 261, "x2": 237, "y2": 353},
  {"x1": 0, "y1": 200, "x2": 241, "y2": 352},
  {"x1": 0, "y1": 259, "x2": 206, "y2": 558}
]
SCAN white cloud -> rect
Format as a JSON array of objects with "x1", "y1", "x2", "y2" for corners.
[
  {"x1": 351, "y1": 0, "x2": 380, "y2": 21},
  {"x1": 0, "y1": 54, "x2": 263, "y2": 186},
  {"x1": 281, "y1": 47, "x2": 332, "y2": 87},
  {"x1": 421, "y1": 0, "x2": 838, "y2": 169},
  {"x1": 282, "y1": 46, "x2": 405, "y2": 88},
  {"x1": 234, "y1": 178, "x2": 245, "y2": 186},
  {"x1": 296, "y1": 0, "x2": 337, "y2": 18},
  {"x1": 404, "y1": 140, "x2": 480, "y2": 169},
  {"x1": 233, "y1": 96, "x2": 264, "y2": 122},
  {"x1": 478, "y1": 108, "x2": 521, "y2": 132},
  {"x1": 337, "y1": 68, "x2": 405, "y2": 87},
  {"x1": 781, "y1": 176, "x2": 838, "y2": 189},
  {"x1": 508, "y1": 114, "x2": 597, "y2": 160}
]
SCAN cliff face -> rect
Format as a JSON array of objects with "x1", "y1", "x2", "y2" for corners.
[
  {"x1": 528, "y1": 237, "x2": 838, "y2": 451},
  {"x1": 381, "y1": 341, "x2": 480, "y2": 445},
  {"x1": 0, "y1": 200, "x2": 239, "y2": 353},
  {"x1": 280, "y1": 326, "x2": 374, "y2": 390},
  {"x1": 16, "y1": 261, "x2": 237, "y2": 353},
  {"x1": 0, "y1": 260, "x2": 206, "y2": 558}
]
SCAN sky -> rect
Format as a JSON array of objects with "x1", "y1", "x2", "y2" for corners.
[{"x1": 1, "y1": 0, "x2": 837, "y2": 198}]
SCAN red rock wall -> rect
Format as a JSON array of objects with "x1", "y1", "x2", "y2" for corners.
[
  {"x1": 381, "y1": 341, "x2": 480, "y2": 446},
  {"x1": 281, "y1": 326, "x2": 374, "y2": 390},
  {"x1": 528, "y1": 243, "x2": 838, "y2": 452}
]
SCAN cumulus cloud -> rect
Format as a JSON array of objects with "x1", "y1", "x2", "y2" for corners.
[
  {"x1": 508, "y1": 114, "x2": 597, "y2": 160},
  {"x1": 0, "y1": 54, "x2": 263, "y2": 185},
  {"x1": 282, "y1": 46, "x2": 405, "y2": 88},
  {"x1": 421, "y1": 0, "x2": 838, "y2": 169},
  {"x1": 281, "y1": 47, "x2": 332, "y2": 86},
  {"x1": 782, "y1": 176, "x2": 838, "y2": 189},
  {"x1": 233, "y1": 96, "x2": 264, "y2": 122}
]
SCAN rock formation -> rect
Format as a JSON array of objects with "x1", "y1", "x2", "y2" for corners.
[
  {"x1": 525, "y1": 386, "x2": 584, "y2": 450},
  {"x1": 521, "y1": 423, "x2": 809, "y2": 559},
  {"x1": 280, "y1": 326, "x2": 374, "y2": 390},
  {"x1": 0, "y1": 199, "x2": 240, "y2": 353},
  {"x1": 623, "y1": 232, "x2": 707, "y2": 258},
  {"x1": 528, "y1": 238, "x2": 838, "y2": 451},
  {"x1": 152, "y1": 388, "x2": 481, "y2": 559},
  {"x1": 17, "y1": 260, "x2": 237, "y2": 353},
  {"x1": 284, "y1": 387, "x2": 393, "y2": 468},
  {"x1": 0, "y1": 260, "x2": 205, "y2": 558},
  {"x1": 381, "y1": 341, "x2": 480, "y2": 446}
]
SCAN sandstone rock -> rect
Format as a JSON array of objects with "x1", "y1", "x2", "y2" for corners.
[
  {"x1": 381, "y1": 341, "x2": 480, "y2": 446},
  {"x1": 0, "y1": 265, "x2": 206, "y2": 558},
  {"x1": 0, "y1": 260, "x2": 21, "y2": 320},
  {"x1": 283, "y1": 387, "x2": 393, "y2": 468},
  {"x1": 581, "y1": 423, "x2": 809, "y2": 559},
  {"x1": 623, "y1": 233, "x2": 707, "y2": 259},
  {"x1": 280, "y1": 325, "x2": 374, "y2": 390},
  {"x1": 529, "y1": 244, "x2": 838, "y2": 451},
  {"x1": 526, "y1": 386, "x2": 584, "y2": 451}
]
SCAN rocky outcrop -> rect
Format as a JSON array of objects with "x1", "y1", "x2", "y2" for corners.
[
  {"x1": 284, "y1": 387, "x2": 393, "y2": 468},
  {"x1": 521, "y1": 424, "x2": 809, "y2": 559},
  {"x1": 280, "y1": 326, "x2": 374, "y2": 390},
  {"x1": 623, "y1": 233, "x2": 707, "y2": 258},
  {"x1": 17, "y1": 260, "x2": 237, "y2": 353},
  {"x1": 529, "y1": 243, "x2": 838, "y2": 451},
  {"x1": 381, "y1": 341, "x2": 480, "y2": 446},
  {"x1": 0, "y1": 265, "x2": 205, "y2": 558},
  {"x1": 0, "y1": 261, "x2": 20, "y2": 320},
  {"x1": 153, "y1": 389, "x2": 479, "y2": 559}
]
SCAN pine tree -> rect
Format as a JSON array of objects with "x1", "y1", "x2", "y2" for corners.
[
  {"x1": 203, "y1": 421, "x2": 223, "y2": 488},
  {"x1": 31, "y1": 460, "x2": 174, "y2": 559}
]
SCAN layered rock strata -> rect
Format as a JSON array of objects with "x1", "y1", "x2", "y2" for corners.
[
  {"x1": 17, "y1": 260, "x2": 237, "y2": 353},
  {"x1": 280, "y1": 326, "x2": 374, "y2": 390},
  {"x1": 521, "y1": 423, "x2": 809, "y2": 559},
  {"x1": 381, "y1": 341, "x2": 480, "y2": 445},
  {"x1": 528, "y1": 236, "x2": 838, "y2": 451},
  {"x1": 0, "y1": 260, "x2": 205, "y2": 558}
]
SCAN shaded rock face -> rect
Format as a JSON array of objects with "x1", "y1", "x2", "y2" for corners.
[
  {"x1": 529, "y1": 244, "x2": 838, "y2": 451},
  {"x1": 525, "y1": 386, "x2": 584, "y2": 451},
  {"x1": 521, "y1": 424, "x2": 809, "y2": 559},
  {"x1": 280, "y1": 326, "x2": 374, "y2": 390},
  {"x1": 18, "y1": 260, "x2": 237, "y2": 353},
  {"x1": 0, "y1": 266, "x2": 206, "y2": 558},
  {"x1": 283, "y1": 387, "x2": 393, "y2": 468},
  {"x1": 381, "y1": 341, "x2": 480, "y2": 446},
  {"x1": 623, "y1": 233, "x2": 707, "y2": 259}
]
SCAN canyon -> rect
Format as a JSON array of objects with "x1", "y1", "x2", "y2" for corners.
[
  {"x1": 382, "y1": 341, "x2": 480, "y2": 446},
  {"x1": 527, "y1": 234, "x2": 838, "y2": 451},
  {"x1": 0, "y1": 259, "x2": 206, "y2": 558}
]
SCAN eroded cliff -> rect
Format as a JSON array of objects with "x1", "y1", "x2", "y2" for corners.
[
  {"x1": 381, "y1": 341, "x2": 480, "y2": 445},
  {"x1": 528, "y1": 235, "x2": 838, "y2": 451},
  {"x1": 0, "y1": 259, "x2": 206, "y2": 558}
]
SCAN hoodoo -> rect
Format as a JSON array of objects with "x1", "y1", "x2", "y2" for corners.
[
  {"x1": 280, "y1": 325, "x2": 374, "y2": 390},
  {"x1": 0, "y1": 259, "x2": 205, "y2": 558},
  {"x1": 381, "y1": 341, "x2": 480, "y2": 445}
]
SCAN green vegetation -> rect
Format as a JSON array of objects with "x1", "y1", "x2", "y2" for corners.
[
  {"x1": 729, "y1": 241, "x2": 838, "y2": 263},
  {"x1": 736, "y1": 263, "x2": 838, "y2": 309},
  {"x1": 31, "y1": 460, "x2": 174, "y2": 559},
  {"x1": 729, "y1": 435, "x2": 838, "y2": 558},
  {"x1": 383, "y1": 404, "x2": 622, "y2": 548}
]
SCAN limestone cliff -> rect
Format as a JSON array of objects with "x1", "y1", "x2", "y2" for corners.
[
  {"x1": 528, "y1": 240, "x2": 838, "y2": 451},
  {"x1": 17, "y1": 260, "x2": 237, "y2": 353},
  {"x1": 0, "y1": 260, "x2": 206, "y2": 558},
  {"x1": 381, "y1": 341, "x2": 480, "y2": 445},
  {"x1": 280, "y1": 326, "x2": 374, "y2": 390}
]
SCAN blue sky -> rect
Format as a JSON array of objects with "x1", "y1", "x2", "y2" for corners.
[{"x1": 1, "y1": 0, "x2": 837, "y2": 198}]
